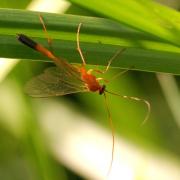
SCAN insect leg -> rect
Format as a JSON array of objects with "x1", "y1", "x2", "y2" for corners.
[
  {"x1": 77, "y1": 23, "x2": 86, "y2": 66},
  {"x1": 96, "y1": 77, "x2": 109, "y2": 83},
  {"x1": 39, "y1": 14, "x2": 53, "y2": 52},
  {"x1": 87, "y1": 48, "x2": 127, "y2": 75},
  {"x1": 103, "y1": 92, "x2": 115, "y2": 175},
  {"x1": 106, "y1": 90, "x2": 151, "y2": 125},
  {"x1": 102, "y1": 48, "x2": 126, "y2": 73},
  {"x1": 108, "y1": 66, "x2": 134, "y2": 82}
]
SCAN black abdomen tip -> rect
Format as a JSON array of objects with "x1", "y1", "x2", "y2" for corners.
[{"x1": 17, "y1": 34, "x2": 37, "y2": 50}]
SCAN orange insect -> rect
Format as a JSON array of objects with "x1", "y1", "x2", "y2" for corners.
[{"x1": 17, "y1": 14, "x2": 150, "y2": 175}]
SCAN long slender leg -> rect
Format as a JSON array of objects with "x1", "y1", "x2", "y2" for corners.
[
  {"x1": 103, "y1": 92, "x2": 115, "y2": 175},
  {"x1": 87, "y1": 48, "x2": 127, "y2": 75},
  {"x1": 39, "y1": 14, "x2": 53, "y2": 52},
  {"x1": 89, "y1": 66, "x2": 131, "y2": 76},
  {"x1": 108, "y1": 66, "x2": 134, "y2": 82},
  {"x1": 106, "y1": 90, "x2": 151, "y2": 125},
  {"x1": 102, "y1": 48, "x2": 126, "y2": 73},
  {"x1": 96, "y1": 77, "x2": 109, "y2": 83},
  {"x1": 87, "y1": 66, "x2": 132, "y2": 85},
  {"x1": 77, "y1": 23, "x2": 86, "y2": 66}
]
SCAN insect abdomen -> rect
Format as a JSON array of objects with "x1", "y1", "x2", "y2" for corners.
[{"x1": 17, "y1": 34, "x2": 37, "y2": 50}]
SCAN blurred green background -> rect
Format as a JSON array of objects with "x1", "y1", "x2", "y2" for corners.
[{"x1": 0, "y1": 0, "x2": 180, "y2": 180}]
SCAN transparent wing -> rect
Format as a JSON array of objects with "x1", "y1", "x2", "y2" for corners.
[
  {"x1": 25, "y1": 66, "x2": 88, "y2": 97},
  {"x1": 55, "y1": 58, "x2": 84, "y2": 83}
]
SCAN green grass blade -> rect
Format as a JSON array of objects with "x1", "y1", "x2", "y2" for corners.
[
  {"x1": 68, "y1": 0, "x2": 180, "y2": 46},
  {"x1": 1, "y1": 9, "x2": 180, "y2": 74}
]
